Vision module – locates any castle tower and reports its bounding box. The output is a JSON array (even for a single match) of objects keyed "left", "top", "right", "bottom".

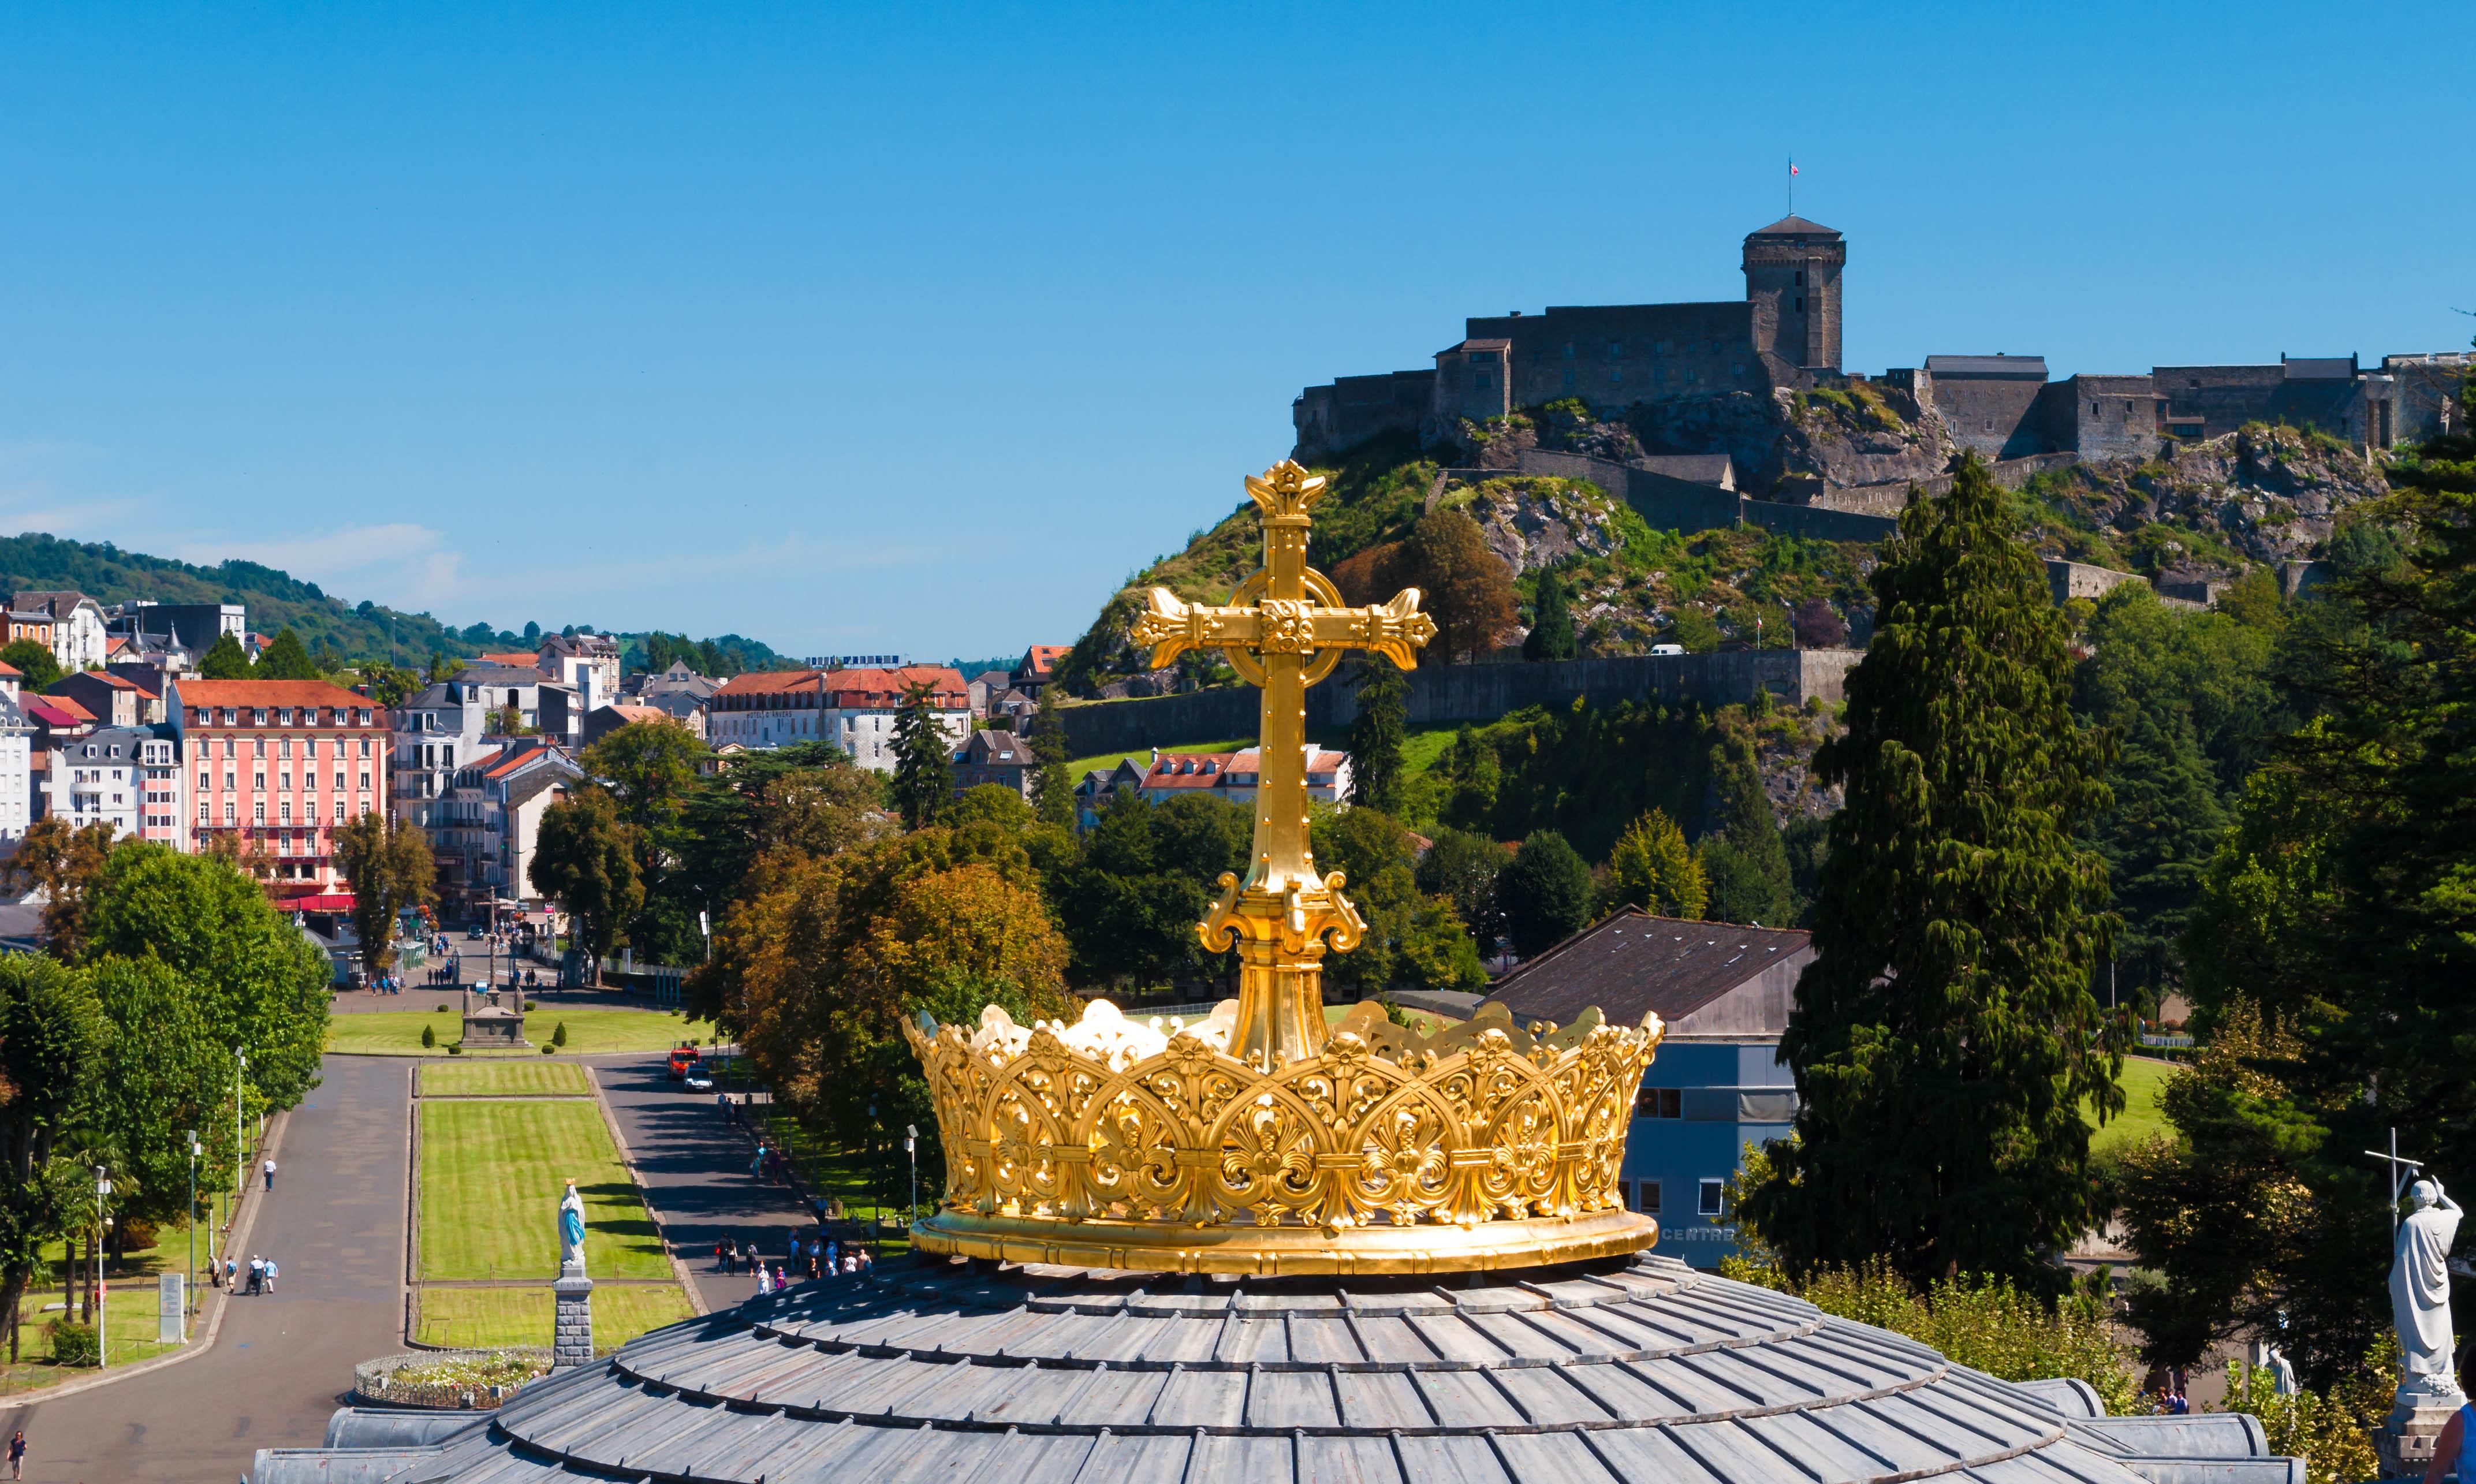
[{"left": 1743, "top": 215, "right": 1845, "bottom": 385}]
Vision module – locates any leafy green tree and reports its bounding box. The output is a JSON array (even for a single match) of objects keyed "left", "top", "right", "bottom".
[
  {"left": 1523, "top": 566, "right": 1578, "bottom": 660},
  {"left": 1025, "top": 687, "right": 1076, "bottom": 829},
  {"left": 1346, "top": 661, "right": 1408, "bottom": 811},
  {"left": 253, "top": 628, "right": 319, "bottom": 680},
  {"left": 1667, "top": 606, "right": 1722, "bottom": 653},
  {"left": 198, "top": 632, "right": 253, "bottom": 679},
  {"left": 1697, "top": 736, "right": 1794, "bottom": 926},
  {"left": 0, "top": 639, "right": 62, "bottom": 692},
  {"left": 0, "top": 954, "right": 110, "bottom": 1360},
  {"left": 1415, "top": 827, "right": 1511, "bottom": 949},
  {"left": 949, "top": 784, "right": 1034, "bottom": 830},
  {"left": 1605, "top": 809, "right": 1706, "bottom": 919},
  {"left": 359, "top": 661, "right": 420, "bottom": 707},
  {"left": 890, "top": 681, "right": 954, "bottom": 830},
  {"left": 81, "top": 843, "right": 332, "bottom": 1113},
  {"left": 532, "top": 788, "right": 643, "bottom": 985},
  {"left": 334, "top": 812, "right": 437, "bottom": 972},
  {"left": 1746, "top": 456, "right": 2121, "bottom": 1292},
  {"left": 1433, "top": 725, "right": 1502, "bottom": 835},
  {"left": 1052, "top": 791, "right": 1249, "bottom": 990},
  {"left": 86, "top": 956, "right": 237, "bottom": 1233},
  {"left": 1, "top": 817, "right": 121, "bottom": 959},
  {"left": 580, "top": 719, "right": 706, "bottom": 833},
  {"left": 1312, "top": 807, "right": 1484, "bottom": 996},
  {"left": 1497, "top": 829, "right": 1593, "bottom": 957}
]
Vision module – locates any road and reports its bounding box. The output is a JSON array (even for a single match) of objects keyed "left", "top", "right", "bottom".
[
  {"left": 591, "top": 1053, "right": 815, "bottom": 1310},
  {"left": 2, "top": 1056, "right": 411, "bottom": 1484}
]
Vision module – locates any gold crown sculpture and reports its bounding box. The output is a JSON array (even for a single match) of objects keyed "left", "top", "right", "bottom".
[{"left": 903, "top": 460, "right": 1664, "bottom": 1274}]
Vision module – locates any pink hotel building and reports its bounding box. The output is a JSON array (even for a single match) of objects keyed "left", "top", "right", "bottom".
[{"left": 173, "top": 678, "right": 390, "bottom": 898}]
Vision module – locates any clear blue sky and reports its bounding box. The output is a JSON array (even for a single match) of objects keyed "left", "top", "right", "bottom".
[{"left": 3, "top": 3, "right": 2467, "bottom": 661}]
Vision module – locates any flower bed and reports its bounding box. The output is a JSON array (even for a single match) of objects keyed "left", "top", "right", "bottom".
[{"left": 351, "top": 1348, "right": 553, "bottom": 1410}]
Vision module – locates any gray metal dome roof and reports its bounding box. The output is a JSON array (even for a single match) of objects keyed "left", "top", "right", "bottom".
[{"left": 253, "top": 1253, "right": 2299, "bottom": 1484}]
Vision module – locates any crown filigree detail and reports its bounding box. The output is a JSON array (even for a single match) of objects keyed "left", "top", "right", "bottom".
[{"left": 903, "top": 998, "right": 1665, "bottom": 1274}]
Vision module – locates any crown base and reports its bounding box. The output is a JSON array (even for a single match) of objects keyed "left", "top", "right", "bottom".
[{"left": 907, "top": 1207, "right": 1660, "bottom": 1277}]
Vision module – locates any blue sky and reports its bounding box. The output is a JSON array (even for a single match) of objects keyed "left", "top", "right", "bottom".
[{"left": 2, "top": 3, "right": 2467, "bottom": 660}]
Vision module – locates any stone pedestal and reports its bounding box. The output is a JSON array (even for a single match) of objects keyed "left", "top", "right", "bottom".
[
  {"left": 2375, "top": 1377, "right": 2463, "bottom": 1479},
  {"left": 552, "top": 1273, "right": 593, "bottom": 1369}
]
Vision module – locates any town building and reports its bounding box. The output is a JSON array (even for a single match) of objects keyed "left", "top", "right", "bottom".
[
  {"left": 1484, "top": 908, "right": 1811, "bottom": 1269},
  {"left": 580, "top": 703, "right": 688, "bottom": 751},
  {"left": 707, "top": 665, "right": 969, "bottom": 771},
  {"left": 619, "top": 660, "right": 715, "bottom": 738},
  {"left": 1073, "top": 758, "right": 1146, "bottom": 830},
  {"left": 538, "top": 631, "right": 622, "bottom": 712},
  {"left": 1138, "top": 745, "right": 1352, "bottom": 808},
  {"left": 3, "top": 609, "right": 54, "bottom": 656},
  {"left": 1012, "top": 644, "right": 1069, "bottom": 693},
  {"left": 171, "top": 678, "right": 389, "bottom": 898},
  {"left": 47, "top": 670, "right": 145, "bottom": 728},
  {"left": 11, "top": 591, "right": 109, "bottom": 673},
  {"left": 964, "top": 668, "right": 1012, "bottom": 718},
  {"left": 952, "top": 729, "right": 1038, "bottom": 800},
  {"left": 102, "top": 665, "right": 172, "bottom": 723},
  {"left": 0, "top": 692, "right": 33, "bottom": 841},
  {"left": 109, "top": 602, "right": 245, "bottom": 661},
  {"left": 447, "top": 664, "right": 581, "bottom": 744},
  {"left": 389, "top": 683, "right": 490, "bottom": 829},
  {"left": 44, "top": 725, "right": 171, "bottom": 842},
  {"left": 433, "top": 740, "right": 581, "bottom": 914}
]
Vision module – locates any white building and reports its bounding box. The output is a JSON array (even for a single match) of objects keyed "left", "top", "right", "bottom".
[
  {"left": 13, "top": 592, "right": 109, "bottom": 673},
  {"left": 707, "top": 665, "right": 969, "bottom": 773},
  {"left": 47, "top": 725, "right": 163, "bottom": 841},
  {"left": 1139, "top": 746, "right": 1354, "bottom": 808},
  {"left": 538, "top": 632, "right": 622, "bottom": 714},
  {"left": 0, "top": 693, "right": 32, "bottom": 840}
]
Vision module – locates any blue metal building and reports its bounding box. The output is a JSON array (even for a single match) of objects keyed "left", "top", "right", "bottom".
[{"left": 1486, "top": 909, "right": 1811, "bottom": 1268}]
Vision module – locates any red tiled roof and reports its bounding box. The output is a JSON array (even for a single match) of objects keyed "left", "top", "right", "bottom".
[
  {"left": 36, "top": 696, "right": 94, "bottom": 724},
  {"left": 822, "top": 665, "right": 967, "bottom": 708},
  {"left": 1143, "top": 752, "right": 1239, "bottom": 789},
  {"left": 177, "top": 679, "right": 385, "bottom": 718},
  {"left": 713, "top": 670, "right": 823, "bottom": 698},
  {"left": 0, "top": 662, "right": 19, "bottom": 678},
  {"left": 478, "top": 651, "right": 542, "bottom": 669},
  {"left": 1019, "top": 646, "right": 1068, "bottom": 677}
]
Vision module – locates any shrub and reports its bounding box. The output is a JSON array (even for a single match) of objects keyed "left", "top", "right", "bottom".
[
  {"left": 2212, "top": 1359, "right": 2383, "bottom": 1484},
  {"left": 446, "top": 1043, "right": 463, "bottom": 1056},
  {"left": 523, "top": 1000, "right": 537, "bottom": 1011},
  {"left": 119, "top": 1217, "right": 159, "bottom": 1252},
  {"left": 552, "top": 1022, "right": 568, "bottom": 1047},
  {"left": 541, "top": 1043, "right": 557, "bottom": 1054},
  {"left": 46, "top": 1319, "right": 98, "bottom": 1367},
  {"left": 435, "top": 1003, "right": 449, "bottom": 1013},
  {"left": 421, "top": 1024, "right": 435, "bottom": 1048}
]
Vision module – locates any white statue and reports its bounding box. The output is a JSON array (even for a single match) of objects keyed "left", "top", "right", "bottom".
[
  {"left": 2391, "top": 1177, "right": 2462, "bottom": 1394},
  {"left": 559, "top": 1180, "right": 588, "bottom": 1277}
]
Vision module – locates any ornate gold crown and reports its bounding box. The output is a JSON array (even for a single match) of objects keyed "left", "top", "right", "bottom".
[{"left": 903, "top": 459, "right": 1666, "bottom": 1274}]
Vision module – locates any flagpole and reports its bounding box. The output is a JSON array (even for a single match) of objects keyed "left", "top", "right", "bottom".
[{"left": 1788, "top": 156, "right": 1792, "bottom": 216}]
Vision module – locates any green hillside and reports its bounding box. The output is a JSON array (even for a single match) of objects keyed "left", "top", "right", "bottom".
[{"left": 0, "top": 531, "right": 790, "bottom": 674}]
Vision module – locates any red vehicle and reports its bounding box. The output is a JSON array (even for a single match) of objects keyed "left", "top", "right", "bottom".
[{"left": 667, "top": 1045, "right": 701, "bottom": 1080}]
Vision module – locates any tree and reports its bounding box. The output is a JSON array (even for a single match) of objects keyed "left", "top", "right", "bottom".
[
  {"left": 0, "top": 955, "right": 109, "bottom": 1362},
  {"left": 1696, "top": 736, "right": 1794, "bottom": 927},
  {"left": 359, "top": 661, "right": 420, "bottom": 708},
  {"left": 1744, "top": 456, "right": 2121, "bottom": 1292},
  {"left": 1790, "top": 598, "right": 1848, "bottom": 649},
  {"left": 890, "top": 682, "right": 954, "bottom": 830},
  {"left": 254, "top": 628, "right": 319, "bottom": 680},
  {"left": 1, "top": 817, "right": 121, "bottom": 958},
  {"left": 198, "top": 632, "right": 252, "bottom": 679},
  {"left": 1402, "top": 508, "right": 1516, "bottom": 662},
  {"left": 1415, "top": 827, "right": 1511, "bottom": 949},
  {"left": 1312, "top": 807, "right": 1483, "bottom": 997},
  {"left": 334, "top": 812, "right": 438, "bottom": 972},
  {"left": 532, "top": 788, "right": 643, "bottom": 985},
  {"left": 1605, "top": 810, "right": 1706, "bottom": 920},
  {"left": 0, "top": 639, "right": 61, "bottom": 693},
  {"left": 1025, "top": 687, "right": 1077, "bottom": 829},
  {"left": 580, "top": 719, "right": 706, "bottom": 833},
  {"left": 87, "top": 956, "right": 237, "bottom": 1236},
  {"left": 1524, "top": 566, "right": 1578, "bottom": 660},
  {"left": 1667, "top": 606, "right": 1722, "bottom": 653},
  {"left": 1346, "top": 661, "right": 1408, "bottom": 811},
  {"left": 81, "top": 843, "right": 334, "bottom": 1113},
  {"left": 1497, "top": 829, "right": 1593, "bottom": 957},
  {"left": 1053, "top": 791, "right": 1250, "bottom": 990}
]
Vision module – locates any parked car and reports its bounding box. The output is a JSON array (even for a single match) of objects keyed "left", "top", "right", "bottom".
[{"left": 683, "top": 1068, "right": 714, "bottom": 1092}]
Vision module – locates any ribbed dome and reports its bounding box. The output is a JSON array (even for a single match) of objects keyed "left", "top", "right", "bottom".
[{"left": 254, "top": 1253, "right": 2300, "bottom": 1483}]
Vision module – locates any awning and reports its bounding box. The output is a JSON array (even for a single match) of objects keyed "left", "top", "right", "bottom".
[{"left": 288, "top": 893, "right": 357, "bottom": 912}]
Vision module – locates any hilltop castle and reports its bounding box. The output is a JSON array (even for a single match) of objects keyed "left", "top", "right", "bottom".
[{"left": 1293, "top": 216, "right": 2466, "bottom": 475}]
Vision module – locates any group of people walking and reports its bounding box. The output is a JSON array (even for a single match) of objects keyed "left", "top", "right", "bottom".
[
  {"left": 210, "top": 1254, "right": 281, "bottom": 1294},
  {"left": 714, "top": 1231, "right": 872, "bottom": 1295}
]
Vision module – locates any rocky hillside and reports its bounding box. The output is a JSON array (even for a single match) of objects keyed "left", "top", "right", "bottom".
[{"left": 1056, "top": 391, "right": 2393, "bottom": 695}]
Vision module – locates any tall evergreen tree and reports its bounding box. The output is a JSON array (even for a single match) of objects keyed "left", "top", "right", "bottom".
[
  {"left": 1347, "top": 661, "right": 1408, "bottom": 811},
  {"left": 1697, "top": 735, "right": 1794, "bottom": 926},
  {"left": 1497, "top": 829, "right": 1593, "bottom": 957},
  {"left": 1745, "top": 456, "right": 2122, "bottom": 1291},
  {"left": 1025, "top": 687, "right": 1076, "bottom": 829},
  {"left": 890, "top": 681, "right": 954, "bottom": 830},
  {"left": 198, "top": 632, "right": 252, "bottom": 679},
  {"left": 254, "top": 628, "right": 319, "bottom": 680},
  {"left": 2087, "top": 705, "right": 2227, "bottom": 1008},
  {"left": 1523, "top": 567, "right": 1578, "bottom": 660}
]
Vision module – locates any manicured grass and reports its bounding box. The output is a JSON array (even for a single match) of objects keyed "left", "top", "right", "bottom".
[
  {"left": 419, "top": 1061, "right": 595, "bottom": 1098},
  {"left": 329, "top": 1007, "right": 715, "bottom": 1057},
  {"left": 419, "top": 1100, "right": 670, "bottom": 1281},
  {"left": 2089, "top": 1056, "right": 2179, "bottom": 1154},
  {"left": 0, "top": 1218, "right": 204, "bottom": 1391},
  {"left": 1065, "top": 737, "right": 1255, "bottom": 784},
  {"left": 412, "top": 1284, "right": 694, "bottom": 1354}
]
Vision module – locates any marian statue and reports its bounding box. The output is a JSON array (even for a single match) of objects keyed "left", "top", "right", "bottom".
[
  {"left": 559, "top": 1180, "right": 588, "bottom": 1277},
  {"left": 2390, "top": 1177, "right": 2463, "bottom": 1393}
]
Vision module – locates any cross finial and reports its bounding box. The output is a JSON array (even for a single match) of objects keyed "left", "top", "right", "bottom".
[{"left": 1127, "top": 460, "right": 1436, "bottom": 1066}]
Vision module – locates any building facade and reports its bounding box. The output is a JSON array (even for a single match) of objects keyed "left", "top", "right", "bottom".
[
  {"left": 952, "top": 729, "right": 1037, "bottom": 799},
  {"left": 44, "top": 725, "right": 169, "bottom": 842},
  {"left": 434, "top": 741, "right": 580, "bottom": 912},
  {"left": 707, "top": 665, "right": 970, "bottom": 771},
  {"left": 12, "top": 592, "right": 109, "bottom": 673},
  {"left": 171, "top": 678, "right": 389, "bottom": 897},
  {"left": 0, "top": 693, "right": 34, "bottom": 841},
  {"left": 1138, "top": 746, "right": 1352, "bottom": 808},
  {"left": 1486, "top": 909, "right": 1810, "bottom": 1269},
  {"left": 390, "top": 683, "right": 488, "bottom": 829},
  {"left": 538, "top": 632, "right": 621, "bottom": 712}
]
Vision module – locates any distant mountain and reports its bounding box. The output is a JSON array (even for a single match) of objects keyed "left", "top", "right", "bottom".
[{"left": 0, "top": 531, "right": 790, "bottom": 676}]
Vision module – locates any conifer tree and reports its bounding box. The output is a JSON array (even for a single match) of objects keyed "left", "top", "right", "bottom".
[
  {"left": 197, "top": 632, "right": 252, "bottom": 679},
  {"left": 890, "top": 681, "right": 954, "bottom": 830},
  {"left": 1605, "top": 809, "right": 1706, "bottom": 920},
  {"left": 1347, "top": 661, "right": 1408, "bottom": 811},
  {"left": 254, "top": 628, "right": 320, "bottom": 680},
  {"left": 1025, "top": 688, "right": 1076, "bottom": 830},
  {"left": 1745, "top": 456, "right": 2121, "bottom": 1291},
  {"left": 1696, "top": 735, "right": 1793, "bottom": 926},
  {"left": 1497, "top": 829, "right": 1592, "bottom": 957},
  {"left": 1523, "top": 567, "right": 1578, "bottom": 661}
]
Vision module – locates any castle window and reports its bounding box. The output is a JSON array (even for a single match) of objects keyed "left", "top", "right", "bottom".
[
  {"left": 1733, "top": 363, "right": 1746, "bottom": 378},
  {"left": 1473, "top": 373, "right": 1490, "bottom": 389},
  {"left": 1795, "top": 297, "right": 1804, "bottom": 312},
  {"left": 1795, "top": 270, "right": 1804, "bottom": 286},
  {"left": 1609, "top": 369, "right": 1623, "bottom": 384},
  {"left": 2092, "top": 401, "right": 2101, "bottom": 416}
]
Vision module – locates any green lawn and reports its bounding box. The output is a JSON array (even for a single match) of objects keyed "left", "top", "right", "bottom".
[
  {"left": 2090, "top": 1056, "right": 2179, "bottom": 1154},
  {"left": 330, "top": 1007, "right": 715, "bottom": 1057},
  {"left": 1065, "top": 737, "right": 1254, "bottom": 784},
  {"left": 412, "top": 1284, "right": 695, "bottom": 1354},
  {"left": 419, "top": 1100, "right": 670, "bottom": 1281},
  {"left": 419, "top": 1061, "right": 595, "bottom": 1098},
  {"left": 0, "top": 1218, "right": 206, "bottom": 1392}
]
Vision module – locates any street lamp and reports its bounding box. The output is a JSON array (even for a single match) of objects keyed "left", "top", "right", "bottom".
[
  {"left": 185, "top": 1129, "right": 199, "bottom": 1331},
  {"left": 233, "top": 1049, "right": 248, "bottom": 1243},
  {"left": 905, "top": 1124, "right": 918, "bottom": 1232},
  {"left": 94, "top": 1167, "right": 111, "bottom": 1370}
]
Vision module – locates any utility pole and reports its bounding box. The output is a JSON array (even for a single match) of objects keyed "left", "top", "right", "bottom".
[
  {"left": 185, "top": 1130, "right": 199, "bottom": 1331},
  {"left": 234, "top": 1049, "right": 248, "bottom": 1243},
  {"left": 94, "top": 1166, "right": 111, "bottom": 1369}
]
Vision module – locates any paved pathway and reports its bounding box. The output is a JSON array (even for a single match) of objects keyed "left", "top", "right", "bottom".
[
  {"left": 1, "top": 1056, "right": 411, "bottom": 1484},
  {"left": 591, "top": 1053, "right": 815, "bottom": 1310}
]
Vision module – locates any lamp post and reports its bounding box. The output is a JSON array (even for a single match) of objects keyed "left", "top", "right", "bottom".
[
  {"left": 185, "top": 1129, "right": 199, "bottom": 1331},
  {"left": 94, "top": 1167, "right": 111, "bottom": 1369},
  {"left": 233, "top": 1048, "right": 248, "bottom": 1244},
  {"left": 905, "top": 1124, "right": 918, "bottom": 1232}
]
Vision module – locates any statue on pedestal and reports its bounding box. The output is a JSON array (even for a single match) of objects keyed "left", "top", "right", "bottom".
[
  {"left": 2377, "top": 1176, "right": 2466, "bottom": 1477},
  {"left": 558, "top": 1180, "right": 587, "bottom": 1277}
]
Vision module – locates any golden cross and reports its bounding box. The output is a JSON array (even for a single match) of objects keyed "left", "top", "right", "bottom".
[{"left": 1130, "top": 460, "right": 1436, "bottom": 1067}]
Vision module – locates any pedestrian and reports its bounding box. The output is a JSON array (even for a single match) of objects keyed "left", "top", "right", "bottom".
[
  {"left": 265, "top": 1257, "right": 278, "bottom": 1294},
  {"left": 248, "top": 1255, "right": 263, "bottom": 1294},
  {"left": 714, "top": 1238, "right": 728, "bottom": 1272},
  {"left": 8, "top": 1427, "right": 25, "bottom": 1480},
  {"left": 826, "top": 1239, "right": 838, "bottom": 1275},
  {"left": 751, "top": 1144, "right": 766, "bottom": 1179},
  {"left": 773, "top": 1263, "right": 787, "bottom": 1291},
  {"left": 263, "top": 1156, "right": 277, "bottom": 1191},
  {"left": 755, "top": 1264, "right": 771, "bottom": 1297},
  {"left": 224, "top": 1256, "right": 237, "bottom": 1289},
  {"left": 859, "top": 1247, "right": 874, "bottom": 1276}
]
